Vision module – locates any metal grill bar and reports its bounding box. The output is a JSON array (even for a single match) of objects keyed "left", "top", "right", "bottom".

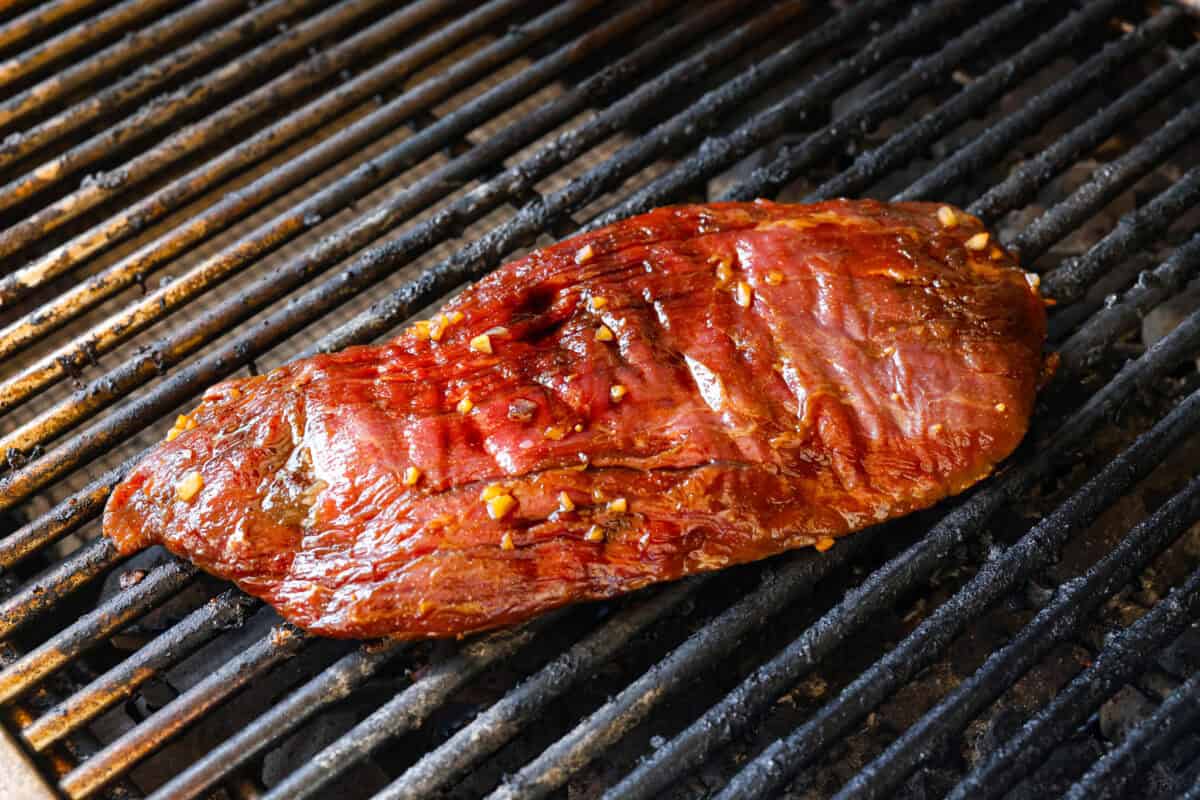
[
  {"left": 894, "top": 7, "right": 1182, "bottom": 203},
  {"left": 946, "top": 563, "right": 1200, "bottom": 800},
  {"left": 1065, "top": 668, "right": 1200, "bottom": 800},
  {"left": 721, "top": 0, "right": 1063, "bottom": 202},
  {"left": 0, "top": 538, "right": 123, "bottom": 640},
  {"left": 0, "top": 0, "right": 516, "bottom": 313},
  {"left": 603, "top": 264, "right": 1200, "bottom": 800},
  {"left": 1011, "top": 102, "right": 1200, "bottom": 262},
  {"left": 376, "top": 581, "right": 699, "bottom": 800},
  {"left": 0, "top": 0, "right": 244, "bottom": 131},
  {"left": 0, "top": 0, "right": 316, "bottom": 175},
  {"left": 971, "top": 40, "right": 1200, "bottom": 222},
  {"left": 487, "top": 537, "right": 876, "bottom": 800},
  {"left": 0, "top": 557, "right": 197, "bottom": 706},
  {"left": 0, "top": 0, "right": 108, "bottom": 56},
  {"left": 1042, "top": 164, "right": 1200, "bottom": 303},
  {"left": 837, "top": 474, "right": 1200, "bottom": 800},
  {"left": 0, "top": 0, "right": 395, "bottom": 252},
  {"left": 0, "top": 0, "right": 633, "bottom": 441},
  {"left": 22, "top": 589, "right": 259, "bottom": 751},
  {"left": 58, "top": 622, "right": 310, "bottom": 800},
  {"left": 591, "top": 0, "right": 969, "bottom": 227},
  {"left": 806, "top": 0, "right": 1150, "bottom": 203},
  {"left": 148, "top": 639, "right": 409, "bottom": 800},
  {"left": 0, "top": 0, "right": 182, "bottom": 91},
  {"left": 0, "top": 0, "right": 826, "bottom": 511},
  {"left": 259, "top": 620, "right": 553, "bottom": 800},
  {"left": 1044, "top": 174, "right": 1200, "bottom": 341},
  {"left": 714, "top": 389, "right": 1200, "bottom": 799},
  {"left": 1059, "top": 232, "right": 1200, "bottom": 371},
  {"left": 0, "top": 456, "right": 127, "bottom": 569}
]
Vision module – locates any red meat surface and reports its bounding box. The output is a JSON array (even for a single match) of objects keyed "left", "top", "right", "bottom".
[{"left": 104, "top": 200, "right": 1047, "bottom": 639}]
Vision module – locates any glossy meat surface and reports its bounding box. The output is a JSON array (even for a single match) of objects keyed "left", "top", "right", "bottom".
[{"left": 104, "top": 200, "right": 1046, "bottom": 639}]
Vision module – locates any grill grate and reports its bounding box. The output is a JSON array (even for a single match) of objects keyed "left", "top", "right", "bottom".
[{"left": 0, "top": 1, "right": 1199, "bottom": 799}]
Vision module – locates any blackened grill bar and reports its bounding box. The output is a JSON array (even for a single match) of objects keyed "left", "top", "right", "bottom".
[
  {"left": 0, "top": 0, "right": 514, "bottom": 312},
  {"left": 0, "top": 0, "right": 110, "bottom": 57},
  {"left": 895, "top": 5, "right": 1184, "bottom": 204},
  {"left": 840, "top": 477, "right": 1200, "bottom": 800},
  {"left": 0, "top": 3, "right": 1197, "bottom": 799},
  {"left": 0, "top": 0, "right": 253, "bottom": 133},
  {"left": 1065, "top": 666, "right": 1200, "bottom": 800},
  {"left": 0, "top": 0, "right": 181, "bottom": 92},
  {"left": 718, "top": 0, "right": 1065, "bottom": 204},
  {"left": 1009, "top": 101, "right": 1200, "bottom": 263},
  {"left": 20, "top": 588, "right": 260, "bottom": 752},
  {"left": 950, "top": 562, "right": 1200, "bottom": 800},
  {"left": 0, "top": 0, "right": 401, "bottom": 240},
  {"left": 807, "top": 0, "right": 1154, "bottom": 204}
]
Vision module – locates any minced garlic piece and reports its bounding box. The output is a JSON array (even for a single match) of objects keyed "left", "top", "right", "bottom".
[
  {"left": 500, "top": 532, "right": 514, "bottom": 551},
  {"left": 937, "top": 206, "right": 958, "bottom": 228},
  {"left": 480, "top": 484, "right": 507, "bottom": 501},
  {"left": 965, "top": 232, "right": 989, "bottom": 251},
  {"left": 589, "top": 296, "right": 608, "bottom": 311},
  {"left": 558, "top": 492, "right": 575, "bottom": 512},
  {"left": 595, "top": 324, "right": 614, "bottom": 342},
  {"left": 815, "top": 537, "right": 835, "bottom": 552},
  {"left": 930, "top": 423, "right": 943, "bottom": 435},
  {"left": 715, "top": 261, "right": 733, "bottom": 283},
  {"left": 607, "top": 497, "right": 627, "bottom": 513},
  {"left": 469, "top": 334, "right": 492, "bottom": 354},
  {"left": 410, "top": 320, "right": 432, "bottom": 340},
  {"left": 544, "top": 426, "right": 566, "bottom": 441},
  {"left": 584, "top": 525, "right": 605, "bottom": 542},
  {"left": 576, "top": 244, "right": 595, "bottom": 264},
  {"left": 457, "top": 396, "right": 474, "bottom": 414},
  {"left": 403, "top": 466, "right": 421, "bottom": 486},
  {"left": 765, "top": 270, "right": 784, "bottom": 285},
  {"left": 486, "top": 494, "right": 516, "bottom": 520},
  {"left": 734, "top": 281, "right": 753, "bottom": 308},
  {"left": 447, "top": 310, "right": 464, "bottom": 324},
  {"left": 995, "top": 403, "right": 1007, "bottom": 412},
  {"left": 165, "top": 414, "right": 195, "bottom": 442},
  {"left": 176, "top": 471, "right": 203, "bottom": 502},
  {"left": 610, "top": 384, "right": 628, "bottom": 403},
  {"left": 429, "top": 314, "right": 449, "bottom": 341}
]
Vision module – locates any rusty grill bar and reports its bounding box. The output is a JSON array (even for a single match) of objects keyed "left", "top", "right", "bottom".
[{"left": 0, "top": 1, "right": 1199, "bottom": 798}]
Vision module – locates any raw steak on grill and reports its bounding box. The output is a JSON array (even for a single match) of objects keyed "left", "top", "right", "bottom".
[{"left": 104, "top": 200, "right": 1047, "bottom": 639}]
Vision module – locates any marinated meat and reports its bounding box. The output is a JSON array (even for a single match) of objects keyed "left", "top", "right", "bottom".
[{"left": 103, "top": 200, "right": 1047, "bottom": 639}]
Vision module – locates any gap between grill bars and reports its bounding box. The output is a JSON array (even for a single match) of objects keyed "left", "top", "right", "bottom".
[{"left": 0, "top": 2, "right": 1199, "bottom": 799}]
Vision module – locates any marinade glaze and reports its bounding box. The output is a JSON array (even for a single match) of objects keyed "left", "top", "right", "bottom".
[{"left": 104, "top": 200, "right": 1047, "bottom": 639}]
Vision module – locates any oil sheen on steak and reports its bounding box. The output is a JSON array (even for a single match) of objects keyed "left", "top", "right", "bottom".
[{"left": 104, "top": 200, "right": 1047, "bottom": 639}]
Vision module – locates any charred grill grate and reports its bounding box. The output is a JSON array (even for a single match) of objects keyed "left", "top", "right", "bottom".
[{"left": 0, "top": 1, "right": 1198, "bottom": 798}]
